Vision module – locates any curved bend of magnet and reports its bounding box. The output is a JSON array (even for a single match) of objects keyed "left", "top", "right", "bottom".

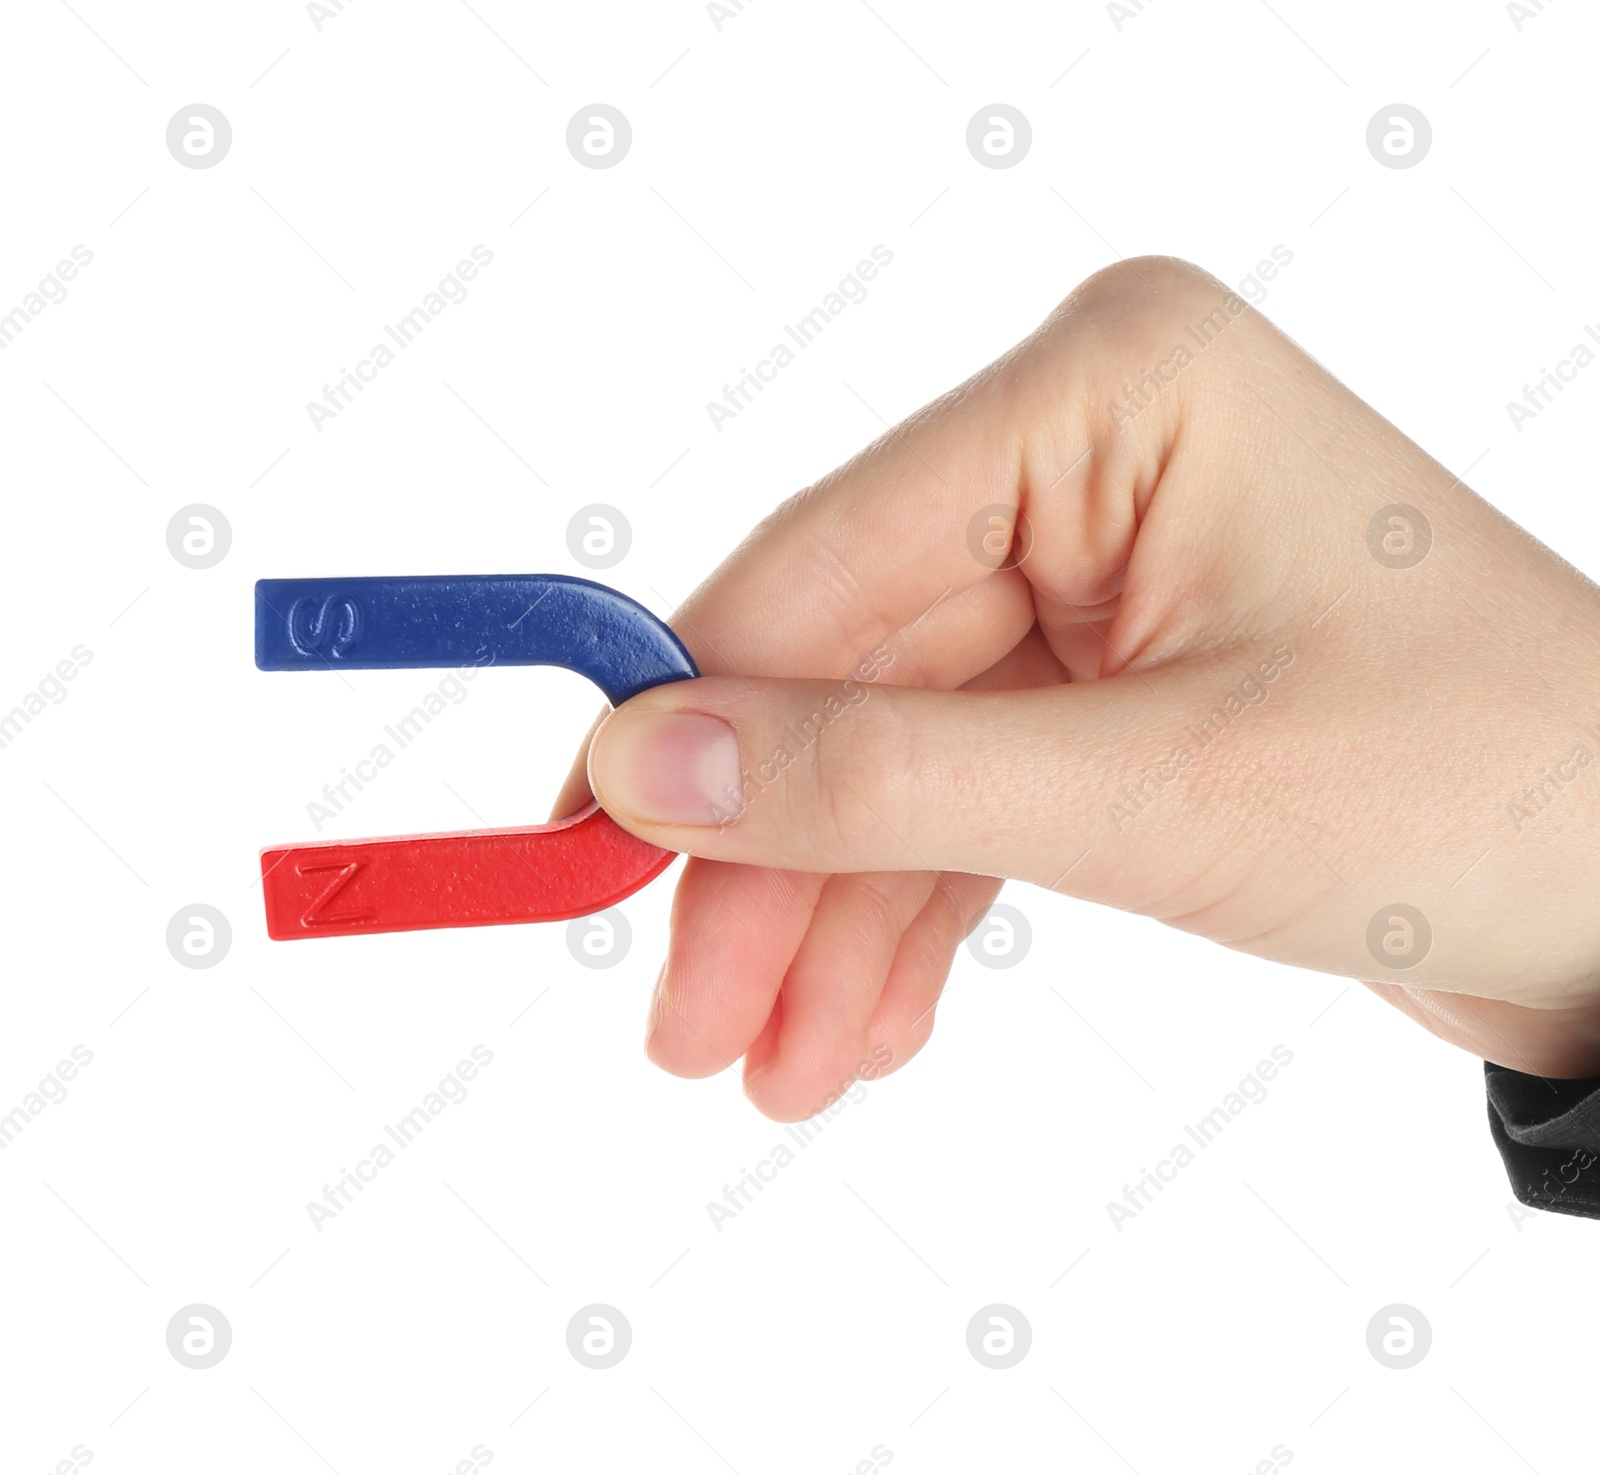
[{"left": 254, "top": 574, "right": 699, "bottom": 941}]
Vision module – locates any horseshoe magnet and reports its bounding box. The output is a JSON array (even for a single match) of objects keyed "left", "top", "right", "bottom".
[{"left": 254, "top": 574, "right": 698, "bottom": 941}]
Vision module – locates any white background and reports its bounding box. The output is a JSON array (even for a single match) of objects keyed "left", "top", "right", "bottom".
[{"left": 3, "top": 0, "right": 1597, "bottom": 1470}]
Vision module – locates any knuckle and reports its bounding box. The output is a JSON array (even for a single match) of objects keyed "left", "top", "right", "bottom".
[
  {"left": 1032, "top": 255, "right": 1264, "bottom": 449},
  {"left": 1054, "top": 255, "right": 1248, "bottom": 381},
  {"left": 1065, "top": 255, "right": 1223, "bottom": 324},
  {"left": 847, "top": 870, "right": 915, "bottom": 942}
]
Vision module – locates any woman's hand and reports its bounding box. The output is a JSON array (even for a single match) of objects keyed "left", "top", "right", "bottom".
[{"left": 566, "top": 256, "right": 1600, "bottom": 1118}]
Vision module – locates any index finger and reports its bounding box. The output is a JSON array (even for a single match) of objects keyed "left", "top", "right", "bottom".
[
  {"left": 550, "top": 366, "right": 1027, "bottom": 818},
  {"left": 672, "top": 368, "right": 1026, "bottom": 683}
]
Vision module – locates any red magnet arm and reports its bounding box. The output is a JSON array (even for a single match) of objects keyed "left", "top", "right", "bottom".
[{"left": 260, "top": 801, "right": 673, "bottom": 941}]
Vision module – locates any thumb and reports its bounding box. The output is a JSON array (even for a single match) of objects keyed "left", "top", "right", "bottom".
[{"left": 586, "top": 673, "right": 1172, "bottom": 889}]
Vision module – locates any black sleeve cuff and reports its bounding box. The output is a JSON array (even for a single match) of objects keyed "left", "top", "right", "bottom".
[{"left": 1485, "top": 1061, "right": 1600, "bottom": 1219}]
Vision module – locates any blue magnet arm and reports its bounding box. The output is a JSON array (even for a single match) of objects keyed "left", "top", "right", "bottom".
[{"left": 254, "top": 574, "right": 698, "bottom": 706}]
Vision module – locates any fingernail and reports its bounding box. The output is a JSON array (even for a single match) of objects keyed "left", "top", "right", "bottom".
[{"left": 593, "top": 711, "right": 742, "bottom": 827}]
